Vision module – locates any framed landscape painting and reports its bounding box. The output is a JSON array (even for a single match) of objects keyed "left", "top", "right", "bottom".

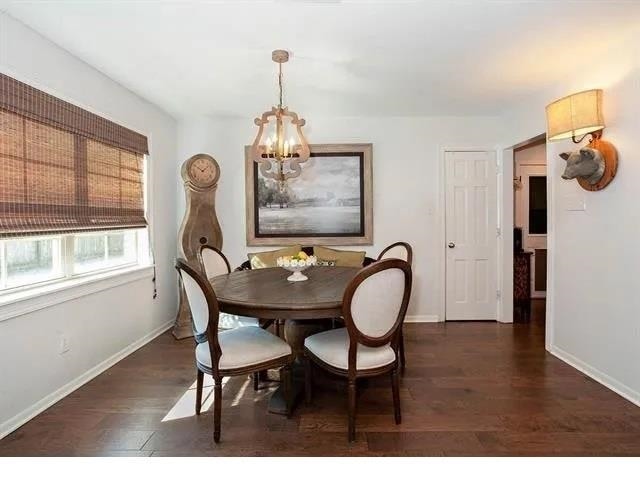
[{"left": 245, "top": 143, "right": 373, "bottom": 246}]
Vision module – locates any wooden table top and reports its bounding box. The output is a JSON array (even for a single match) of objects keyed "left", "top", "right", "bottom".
[{"left": 209, "top": 266, "right": 360, "bottom": 320}]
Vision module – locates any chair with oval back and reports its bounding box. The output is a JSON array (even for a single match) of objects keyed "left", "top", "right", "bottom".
[
  {"left": 377, "top": 242, "right": 413, "bottom": 372},
  {"left": 200, "top": 245, "right": 262, "bottom": 330},
  {"left": 175, "top": 258, "right": 294, "bottom": 443},
  {"left": 201, "top": 245, "right": 277, "bottom": 391},
  {"left": 303, "top": 259, "right": 412, "bottom": 442}
]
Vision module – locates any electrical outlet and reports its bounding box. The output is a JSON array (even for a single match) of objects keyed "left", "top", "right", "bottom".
[{"left": 58, "top": 335, "right": 70, "bottom": 355}]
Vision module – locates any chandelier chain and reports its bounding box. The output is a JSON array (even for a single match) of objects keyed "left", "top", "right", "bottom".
[{"left": 278, "top": 62, "right": 284, "bottom": 108}]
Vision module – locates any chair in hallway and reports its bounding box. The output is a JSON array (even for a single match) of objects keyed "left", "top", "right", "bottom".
[
  {"left": 377, "top": 242, "right": 413, "bottom": 372},
  {"left": 175, "top": 258, "right": 294, "bottom": 443},
  {"left": 303, "top": 258, "right": 412, "bottom": 442}
]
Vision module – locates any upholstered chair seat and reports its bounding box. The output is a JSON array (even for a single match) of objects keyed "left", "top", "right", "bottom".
[
  {"left": 196, "top": 326, "right": 292, "bottom": 370},
  {"left": 304, "top": 258, "right": 412, "bottom": 442},
  {"left": 176, "top": 254, "right": 294, "bottom": 443},
  {"left": 304, "top": 328, "right": 395, "bottom": 371}
]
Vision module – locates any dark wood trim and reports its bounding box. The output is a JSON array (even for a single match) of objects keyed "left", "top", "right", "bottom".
[
  {"left": 377, "top": 241, "right": 413, "bottom": 266},
  {"left": 198, "top": 245, "right": 232, "bottom": 275},
  {"left": 376, "top": 242, "right": 413, "bottom": 372}
]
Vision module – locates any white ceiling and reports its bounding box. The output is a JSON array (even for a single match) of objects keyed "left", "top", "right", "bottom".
[{"left": 3, "top": 0, "right": 640, "bottom": 118}]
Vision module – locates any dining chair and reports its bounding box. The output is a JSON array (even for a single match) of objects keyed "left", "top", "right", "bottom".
[
  {"left": 200, "top": 245, "right": 261, "bottom": 330},
  {"left": 377, "top": 242, "right": 413, "bottom": 373},
  {"left": 303, "top": 258, "right": 412, "bottom": 442},
  {"left": 200, "top": 245, "right": 273, "bottom": 390},
  {"left": 175, "top": 258, "right": 294, "bottom": 443}
]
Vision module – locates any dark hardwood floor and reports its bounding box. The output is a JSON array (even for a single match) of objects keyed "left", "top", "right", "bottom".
[{"left": 1, "top": 301, "right": 639, "bottom": 456}]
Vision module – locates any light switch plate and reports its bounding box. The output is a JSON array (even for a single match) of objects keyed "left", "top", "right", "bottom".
[{"left": 564, "top": 193, "right": 586, "bottom": 211}]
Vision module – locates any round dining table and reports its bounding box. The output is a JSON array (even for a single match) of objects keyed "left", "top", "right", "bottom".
[{"left": 209, "top": 265, "right": 360, "bottom": 414}]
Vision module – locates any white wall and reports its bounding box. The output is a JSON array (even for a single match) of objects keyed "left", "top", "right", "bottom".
[
  {"left": 500, "top": 29, "right": 640, "bottom": 405},
  {"left": 0, "top": 13, "right": 178, "bottom": 436},
  {"left": 177, "top": 115, "right": 502, "bottom": 319}
]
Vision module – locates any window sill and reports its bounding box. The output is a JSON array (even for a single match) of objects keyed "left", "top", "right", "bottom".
[{"left": 0, "top": 265, "right": 155, "bottom": 323}]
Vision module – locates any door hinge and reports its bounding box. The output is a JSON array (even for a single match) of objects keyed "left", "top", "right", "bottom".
[
  {"left": 496, "top": 227, "right": 501, "bottom": 237},
  {"left": 496, "top": 289, "right": 501, "bottom": 300}
]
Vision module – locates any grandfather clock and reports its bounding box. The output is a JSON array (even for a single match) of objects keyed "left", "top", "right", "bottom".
[{"left": 173, "top": 153, "right": 223, "bottom": 339}]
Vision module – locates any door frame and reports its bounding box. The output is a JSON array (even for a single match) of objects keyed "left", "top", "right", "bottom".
[
  {"left": 499, "top": 133, "right": 554, "bottom": 350},
  {"left": 518, "top": 166, "right": 547, "bottom": 299},
  {"left": 439, "top": 145, "right": 501, "bottom": 323}
]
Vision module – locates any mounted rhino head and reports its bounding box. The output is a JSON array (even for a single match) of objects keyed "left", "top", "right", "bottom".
[{"left": 559, "top": 147, "right": 605, "bottom": 185}]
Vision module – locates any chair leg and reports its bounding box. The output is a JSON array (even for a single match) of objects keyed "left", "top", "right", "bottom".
[
  {"left": 281, "top": 364, "right": 293, "bottom": 418},
  {"left": 391, "top": 368, "right": 401, "bottom": 425},
  {"left": 195, "top": 369, "right": 204, "bottom": 415},
  {"left": 253, "top": 372, "right": 260, "bottom": 391},
  {"left": 304, "top": 355, "right": 313, "bottom": 405},
  {"left": 347, "top": 378, "right": 357, "bottom": 442},
  {"left": 213, "top": 376, "right": 222, "bottom": 443},
  {"left": 399, "top": 329, "right": 406, "bottom": 374}
]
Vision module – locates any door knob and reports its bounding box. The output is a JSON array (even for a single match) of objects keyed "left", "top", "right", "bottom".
[{"left": 448, "top": 242, "right": 455, "bottom": 248}]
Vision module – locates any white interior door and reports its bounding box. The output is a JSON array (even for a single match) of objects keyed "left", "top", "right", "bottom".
[{"left": 445, "top": 150, "right": 497, "bottom": 320}]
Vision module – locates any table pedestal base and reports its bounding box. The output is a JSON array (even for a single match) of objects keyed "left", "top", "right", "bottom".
[{"left": 267, "top": 318, "right": 333, "bottom": 415}]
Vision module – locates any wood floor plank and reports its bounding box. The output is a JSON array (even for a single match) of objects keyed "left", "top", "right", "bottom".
[{"left": 1, "top": 303, "right": 639, "bottom": 456}]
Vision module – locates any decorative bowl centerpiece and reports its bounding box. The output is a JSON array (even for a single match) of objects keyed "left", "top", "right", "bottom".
[{"left": 277, "top": 252, "right": 317, "bottom": 282}]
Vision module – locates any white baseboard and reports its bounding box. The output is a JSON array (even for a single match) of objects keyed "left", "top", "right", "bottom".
[
  {"left": 0, "top": 319, "right": 174, "bottom": 440},
  {"left": 405, "top": 314, "right": 441, "bottom": 323},
  {"left": 550, "top": 344, "right": 640, "bottom": 408}
]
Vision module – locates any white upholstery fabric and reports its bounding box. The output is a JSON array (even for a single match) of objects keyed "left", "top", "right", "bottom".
[
  {"left": 219, "top": 313, "right": 260, "bottom": 330},
  {"left": 196, "top": 326, "right": 291, "bottom": 370},
  {"left": 379, "top": 245, "right": 409, "bottom": 262},
  {"left": 201, "top": 248, "right": 230, "bottom": 278},
  {"left": 180, "top": 269, "right": 209, "bottom": 335},
  {"left": 351, "top": 268, "right": 405, "bottom": 338},
  {"left": 304, "top": 328, "right": 395, "bottom": 371}
]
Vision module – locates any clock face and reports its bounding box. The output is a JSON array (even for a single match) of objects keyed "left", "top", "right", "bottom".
[{"left": 188, "top": 156, "right": 218, "bottom": 187}]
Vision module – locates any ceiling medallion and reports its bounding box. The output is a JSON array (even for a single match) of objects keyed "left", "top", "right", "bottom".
[{"left": 249, "top": 49, "right": 310, "bottom": 191}]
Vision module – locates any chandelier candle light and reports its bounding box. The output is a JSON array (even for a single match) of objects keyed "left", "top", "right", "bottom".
[{"left": 250, "top": 49, "right": 310, "bottom": 191}]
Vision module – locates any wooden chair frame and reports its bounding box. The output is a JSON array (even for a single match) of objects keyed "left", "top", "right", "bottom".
[
  {"left": 175, "top": 258, "right": 294, "bottom": 443},
  {"left": 199, "top": 244, "right": 232, "bottom": 276},
  {"left": 304, "top": 258, "right": 413, "bottom": 442},
  {"left": 198, "top": 245, "right": 277, "bottom": 391},
  {"left": 376, "top": 242, "right": 413, "bottom": 372}
]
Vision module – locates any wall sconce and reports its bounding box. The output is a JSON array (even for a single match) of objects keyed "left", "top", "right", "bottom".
[{"left": 546, "top": 89, "right": 618, "bottom": 191}]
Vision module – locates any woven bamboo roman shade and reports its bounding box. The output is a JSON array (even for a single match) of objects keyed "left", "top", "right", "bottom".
[{"left": 0, "top": 73, "right": 149, "bottom": 237}]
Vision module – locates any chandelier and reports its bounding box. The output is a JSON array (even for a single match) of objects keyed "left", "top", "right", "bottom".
[{"left": 249, "top": 49, "right": 310, "bottom": 191}]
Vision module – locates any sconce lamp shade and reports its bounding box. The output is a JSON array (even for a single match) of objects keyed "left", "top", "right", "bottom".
[{"left": 545, "top": 89, "right": 604, "bottom": 141}]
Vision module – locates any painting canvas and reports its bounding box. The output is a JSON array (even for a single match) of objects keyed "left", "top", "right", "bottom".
[{"left": 245, "top": 143, "right": 373, "bottom": 246}]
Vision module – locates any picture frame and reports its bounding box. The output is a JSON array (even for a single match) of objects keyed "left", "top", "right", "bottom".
[{"left": 245, "top": 143, "right": 373, "bottom": 246}]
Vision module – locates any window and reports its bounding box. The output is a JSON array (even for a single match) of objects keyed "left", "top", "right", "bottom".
[
  {"left": 73, "top": 230, "right": 138, "bottom": 274},
  {"left": 528, "top": 176, "right": 547, "bottom": 234},
  {"left": 0, "top": 73, "right": 151, "bottom": 294},
  {"left": 1, "top": 236, "right": 63, "bottom": 289},
  {"left": 0, "top": 229, "right": 148, "bottom": 292}
]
